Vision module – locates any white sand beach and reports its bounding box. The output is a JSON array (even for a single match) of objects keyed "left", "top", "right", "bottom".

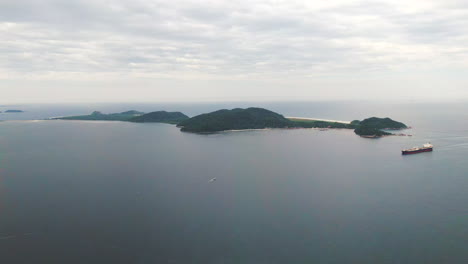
[{"left": 287, "top": 117, "right": 351, "bottom": 124}]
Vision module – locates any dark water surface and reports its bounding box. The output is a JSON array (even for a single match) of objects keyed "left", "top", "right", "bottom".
[{"left": 0, "top": 102, "right": 467, "bottom": 263}]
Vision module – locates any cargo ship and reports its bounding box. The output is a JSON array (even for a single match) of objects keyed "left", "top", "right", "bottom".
[{"left": 402, "top": 143, "right": 433, "bottom": 155}]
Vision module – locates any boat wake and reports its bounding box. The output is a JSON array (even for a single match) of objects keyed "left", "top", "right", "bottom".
[
  {"left": 0, "top": 233, "right": 33, "bottom": 240},
  {"left": 437, "top": 143, "right": 468, "bottom": 150},
  {"left": 0, "top": 235, "right": 17, "bottom": 240}
]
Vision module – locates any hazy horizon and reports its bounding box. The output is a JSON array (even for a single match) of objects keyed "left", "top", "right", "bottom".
[
  {"left": 2, "top": 0, "right": 468, "bottom": 103},
  {"left": 3, "top": 97, "right": 468, "bottom": 107}
]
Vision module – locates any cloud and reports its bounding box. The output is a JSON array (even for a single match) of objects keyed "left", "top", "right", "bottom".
[{"left": 1, "top": 0, "right": 468, "bottom": 102}]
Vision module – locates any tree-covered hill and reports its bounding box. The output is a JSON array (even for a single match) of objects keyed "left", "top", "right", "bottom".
[
  {"left": 177, "top": 107, "right": 292, "bottom": 132},
  {"left": 358, "top": 117, "right": 407, "bottom": 130},
  {"left": 353, "top": 117, "right": 407, "bottom": 137},
  {"left": 129, "top": 111, "right": 189, "bottom": 124}
]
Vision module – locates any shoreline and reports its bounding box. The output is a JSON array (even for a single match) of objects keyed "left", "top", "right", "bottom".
[
  {"left": 287, "top": 117, "right": 351, "bottom": 124},
  {"left": 187, "top": 126, "right": 354, "bottom": 134}
]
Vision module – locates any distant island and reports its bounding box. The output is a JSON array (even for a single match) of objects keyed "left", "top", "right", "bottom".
[
  {"left": 54, "top": 110, "right": 144, "bottom": 121},
  {"left": 4, "top": 110, "right": 24, "bottom": 113},
  {"left": 54, "top": 107, "right": 408, "bottom": 138},
  {"left": 54, "top": 110, "right": 189, "bottom": 124},
  {"left": 129, "top": 111, "right": 189, "bottom": 124},
  {"left": 177, "top": 107, "right": 407, "bottom": 137}
]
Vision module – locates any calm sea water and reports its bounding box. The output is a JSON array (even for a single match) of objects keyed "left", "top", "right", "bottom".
[{"left": 0, "top": 102, "right": 467, "bottom": 263}]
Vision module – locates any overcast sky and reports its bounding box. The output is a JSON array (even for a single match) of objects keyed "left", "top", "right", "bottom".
[{"left": 1, "top": 0, "right": 468, "bottom": 103}]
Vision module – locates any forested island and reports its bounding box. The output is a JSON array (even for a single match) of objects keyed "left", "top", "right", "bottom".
[
  {"left": 177, "top": 107, "right": 407, "bottom": 137},
  {"left": 352, "top": 117, "right": 407, "bottom": 137},
  {"left": 129, "top": 111, "right": 188, "bottom": 124},
  {"left": 53, "top": 110, "right": 188, "bottom": 124},
  {"left": 54, "top": 110, "right": 144, "bottom": 121},
  {"left": 4, "top": 110, "right": 24, "bottom": 113},
  {"left": 54, "top": 107, "right": 407, "bottom": 137}
]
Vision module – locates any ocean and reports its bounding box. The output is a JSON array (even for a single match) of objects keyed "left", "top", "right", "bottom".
[{"left": 0, "top": 101, "right": 467, "bottom": 263}]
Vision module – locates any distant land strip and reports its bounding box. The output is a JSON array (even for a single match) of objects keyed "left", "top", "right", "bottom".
[
  {"left": 51, "top": 107, "right": 408, "bottom": 137},
  {"left": 287, "top": 117, "right": 351, "bottom": 124}
]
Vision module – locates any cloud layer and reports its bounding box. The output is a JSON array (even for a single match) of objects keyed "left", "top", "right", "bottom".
[{"left": 1, "top": 0, "right": 468, "bottom": 102}]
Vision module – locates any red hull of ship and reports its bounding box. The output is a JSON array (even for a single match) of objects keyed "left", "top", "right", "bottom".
[{"left": 402, "top": 148, "right": 433, "bottom": 155}]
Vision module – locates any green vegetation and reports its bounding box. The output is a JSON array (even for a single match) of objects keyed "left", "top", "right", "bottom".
[
  {"left": 177, "top": 107, "right": 407, "bottom": 137},
  {"left": 55, "top": 110, "right": 190, "bottom": 124},
  {"left": 350, "top": 120, "right": 361, "bottom": 126},
  {"left": 353, "top": 117, "right": 407, "bottom": 137},
  {"left": 354, "top": 126, "right": 392, "bottom": 137},
  {"left": 54, "top": 110, "right": 144, "bottom": 121},
  {"left": 177, "top": 107, "right": 292, "bottom": 132},
  {"left": 53, "top": 107, "right": 407, "bottom": 138},
  {"left": 129, "top": 111, "right": 189, "bottom": 124},
  {"left": 357, "top": 117, "right": 407, "bottom": 130},
  {"left": 5, "top": 110, "right": 24, "bottom": 113}
]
